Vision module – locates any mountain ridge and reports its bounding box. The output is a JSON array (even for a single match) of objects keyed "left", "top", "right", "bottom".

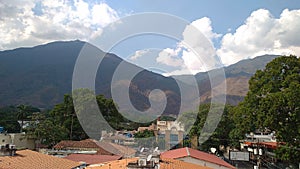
[{"left": 0, "top": 40, "right": 280, "bottom": 114}]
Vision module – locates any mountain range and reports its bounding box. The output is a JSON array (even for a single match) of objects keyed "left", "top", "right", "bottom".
[{"left": 0, "top": 40, "right": 279, "bottom": 115}]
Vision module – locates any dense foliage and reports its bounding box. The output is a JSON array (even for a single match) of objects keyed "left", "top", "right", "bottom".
[
  {"left": 0, "top": 105, "right": 39, "bottom": 133},
  {"left": 178, "top": 104, "right": 235, "bottom": 154},
  {"left": 26, "top": 92, "right": 134, "bottom": 147},
  {"left": 231, "top": 56, "right": 300, "bottom": 164}
]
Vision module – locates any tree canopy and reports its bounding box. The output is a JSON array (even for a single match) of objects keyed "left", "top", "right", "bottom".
[
  {"left": 231, "top": 55, "right": 300, "bottom": 163},
  {"left": 178, "top": 104, "right": 235, "bottom": 153}
]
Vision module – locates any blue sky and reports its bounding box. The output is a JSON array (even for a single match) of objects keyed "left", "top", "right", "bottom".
[
  {"left": 1, "top": 0, "right": 300, "bottom": 75},
  {"left": 104, "top": 0, "right": 300, "bottom": 33}
]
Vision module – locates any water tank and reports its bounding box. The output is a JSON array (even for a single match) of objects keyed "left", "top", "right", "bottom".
[
  {"left": 254, "top": 148, "right": 258, "bottom": 155},
  {"left": 259, "top": 148, "right": 263, "bottom": 155}
]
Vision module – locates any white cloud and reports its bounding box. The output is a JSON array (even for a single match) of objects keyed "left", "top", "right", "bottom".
[
  {"left": 162, "top": 68, "right": 191, "bottom": 77},
  {"left": 130, "top": 49, "right": 150, "bottom": 60},
  {"left": 189, "top": 17, "right": 221, "bottom": 41},
  {"left": 217, "top": 9, "right": 300, "bottom": 65},
  {"left": 91, "top": 3, "right": 119, "bottom": 27},
  {"left": 156, "top": 47, "right": 183, "bottom": 67},
  {"left": 161, "top": 9, "right": 300, "bottom": 75},
  {"left": 157, "top": 17, "right": 220, "bottom": 76},
  {"left": 0, "top": 0, "right": 120, "bottom": 50}
]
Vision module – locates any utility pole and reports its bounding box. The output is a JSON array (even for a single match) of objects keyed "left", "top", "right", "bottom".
[{"left": 69, "top": 114, "right": 74, "bottom": 140}]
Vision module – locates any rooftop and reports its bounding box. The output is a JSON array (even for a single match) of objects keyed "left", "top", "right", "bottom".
[
  {"left": 53, "top": 139, "right": 136, "bottom": 157},
  {"left": 85, "top": 157, "right": 212, "bottom": 169},
  {"left": 53, "top": 139, "right": 101, "bottom": 150},
  {"left": 160, "top": 158, "right": 212, "bottom": 169},
  {"left": 160, "top": 147, "right": 235, "bottom": 169},
  {"left": 64, "top": 154, "right": 121, "bottom": 165},
  {"left": 86, "top": 158, "right": 138, "bottom": 169},
  {"left": 95, "top": 141, "right": 136, "bottom": 157},
  {"left": 0, "top": 150, "right": 81, "bottom": 169}
]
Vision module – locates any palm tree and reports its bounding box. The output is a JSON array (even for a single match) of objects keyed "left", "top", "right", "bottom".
[{"left": 17, "top": 104, "right": 28, "bottom": 132}]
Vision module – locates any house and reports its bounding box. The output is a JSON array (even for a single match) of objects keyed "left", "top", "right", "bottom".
[
  {"left": 155, "top": 120, "right": 185, "bottom": 150},
  {"left": 95, "top": 141, "right": 136, "bottom": 158},
  {"left": 0, "top": 132, "right": 35, "bottom": 150},
  {"left": 54, "top": 139, "right": 104, "bottom": 152},
  {"left": 137, "top": 123, "right": 156, "bottom": 132},
  {"left": 136, "top": 120, "right": 185, "bottom": 150},
  {"left": 53, "top": 139, "right": 136, "bottom": 158},
  {"left": 0, "top": 149, "right": 82, "bottom": 169},
  {"left": 160, "top": 147, "right": 235, "bottom": 169},
  {"left": 64, "top": 154, "right": 122, "bottom": 166}
]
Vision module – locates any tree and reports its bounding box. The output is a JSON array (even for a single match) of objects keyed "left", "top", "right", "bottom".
[
  {"left": 232, "top": 56, "right": 300, "bottom": 164},
  {"left": 0, "top": 106, "right": 21, "bottom": 133},
  {"left": 178, "top": 104, "right": 235, "bottom": 153},
  {"left": 134, "top": 129, "right": 155, "bottom": 138},
  {"left": 26, "top": 112, "right": 68, "bottom": 147},
  {"left": 27, "top": 89, "right": 133, "bottom": 146},
  {"left": 17, "top": 104, "right": 29, "bottom": 132},
  {"left": 96, "top": 94, "right": 125, "bottom": 130},
  {"left": 27, "top": 94, "right": 89, "bottom": 146},
  {"left": 50, "top": 94, "right": 88, "bottom": 141}
]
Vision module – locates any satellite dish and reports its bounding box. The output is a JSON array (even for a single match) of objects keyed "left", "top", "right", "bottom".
[
  {"left": 140, "top": 147, "right": 145, "bottom": 152},
  {"left": 147, "top": 154, "right": 153, "bottom": 161}
]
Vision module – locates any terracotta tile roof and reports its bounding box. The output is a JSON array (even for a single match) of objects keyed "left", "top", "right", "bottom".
[
  {"left": 160, "top": 158, "right": 212, "bottom": 169},
  {"left": 85, "top": 158, "right": 138, "bottom": 169},
  {"left": 96, "top": 141, "right": 136, "bottom": 157},
  {"left": 0, "top": 150, "right": 81, "bottom": 169},
  {"left": 86, "top": 157, "right": 212, "bottom": 169},
  {"left": 53, "top": 139, "right": 101, "bottom": 150},
  {"left": 53, "top": 139, "right": 136, "bottom": 157},
  {"left": 64, "top": 154, "right": 121, "bottom": 165},
  {"left": 160, "top": 147, "right": 235, "bottom": 169}
]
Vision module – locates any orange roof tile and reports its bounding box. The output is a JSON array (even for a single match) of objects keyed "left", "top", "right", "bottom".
[
  {"left": 85, "top": 158, "right": 138, "bottom": 169},
  {"left": 161, "top": 147, "right": 235, "bottom": 169},
  {"left": 53, "top": 139, "right": 101, "bottom": 150},
  {"left": 64, "top": 154, "right": 121, "bottom": 165},
  {"left": 0, "top": 150, "right": 81, "bottom": 169},
  {"left": 160, "top": 158, "right": 212, "bottom": 169},
  {"left": 86, "top": 157, "right": 212, "bottom": 169}
]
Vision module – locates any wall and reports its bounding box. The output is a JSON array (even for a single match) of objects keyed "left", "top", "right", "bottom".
[
  {"left": 0, "top": 134, "right": 12, "bottom": 145},
  {"left": 0, "top": 133, "right": 35, "bottom": 150}
]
